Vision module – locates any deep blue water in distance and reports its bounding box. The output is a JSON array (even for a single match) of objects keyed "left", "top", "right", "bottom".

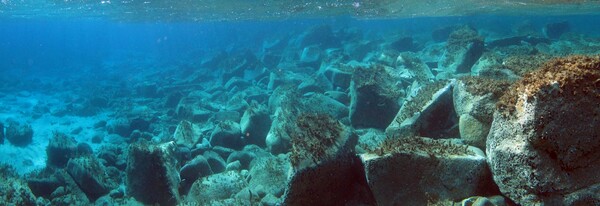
[{"left": 2, "top": 15, "right": 600, "bottom": 80}]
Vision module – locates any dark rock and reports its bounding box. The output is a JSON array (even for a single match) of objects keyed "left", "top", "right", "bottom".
[
  {"left": 66, "top": 157, "right": 118, "bottom": 201},
  {"left": 487, "top": 35, "right": 551, "bottom": 48},
  {"left": 240, "top": 104, "right": 271, "bottom": 147},
  {"left": 77, "top": 143, "right": 93, "bottom": 155},
  {"left": 389, "top": 36, "right": 418, "bottom": 52},
  {"left": 27, "top": 176, "right": 62, "bottom": 198},
  {"left": 126, "top": 141, "right": 180, "bottom": 206},
  {"left": 203, "top": 151, "right": 227, "bottom": 174},
  {"left": 432, "top": 25, "right": 460, "bottom": 42},
  {"left": 227, "top": 151, "right": 256, "bottom": 170},
  {"left": 5, "top": 120, "right": 34, "bottom": 147},
  {"left": 129, "top": 117, "right": 150, "bottom": 133},
  {"left": 136, "top": 83, "right": 159, "bottom": 98},
  {"left": 88, "top": 97, "right": 109, "bottom": 108},
  {"left": 386, "top": 81, "right": 459, "bottom": 139},
  {"left": 544, "top": 21, "right": 570, "bottom": 39},
  {"left": 47, "top": 132, "right": 79, "bottom": 168},
  {"left": 97, "top": 144, "right": 127, "bottom": 171},
  {"left": 220, "top": 50, "right": 259, "bottom": 81},
  {"left": 106, "top": 117, "right": 130, "bottom": 137},
  {"left": 165, "top": 92, "right": 183, "bottom": 108},
  {"left": 321, "top": 65, "right": 353, "bottom": 91},
  {"left": 438, "top": 26, "right": 484, "bottom": 75},
  {"left": 93, "top": 120, "right": 107, "bottom": 128},
  {"left": 361, "top": 137, "right": 497, "bottom": 205},
  {"left": 176, "top": 97, "right": 212, "bottom": 123},
  {"left": 298, "top": 46, "right": 322, "bottom": 69},
  {"left": 0, "top": 122, "right": 4, "bottom": 144},
  {"left": 179, "top": 155, "right": 213, "bottom": 194},
  {"left": 349, "top": 65, "right": 402, "bottom": 129},
  {"left": 91, "top": 134, "right": 103, "bottom": 144},
  {"left": 295, "top": 25, "right": 340, "bottom": 49},
  {"left": 209, "top": 120, "right": 243, "bottom": 150},
  {"left": 282, "top": 114, "right": 375, "bottom": 205}
]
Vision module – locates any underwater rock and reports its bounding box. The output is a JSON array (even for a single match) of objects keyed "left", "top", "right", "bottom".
[
  {"left": 176, "top": 97, "right": 212, "bottom": 123},
  {"left": 106, "top": 117, "right": 131, "bottom": 137},
  {"left": 355, "top": 129, "right": 387, "bottom": 153},
  {"left": 349, "top": 65, "right": 402, "bottom": 129},
  {"left": 213, "top": 110, "right": 241, "bottom": 123},
  {"left": 453, "top": 77, "right": 511, "bottom": 148},
  {"left": 203, "top": 150, "right": 227, "bottom": 174},
  {"left": 247, "top": 155, "right": 290, "bottom": 198},
  {"left": 544, "top": 21, "right": 570, "bottom": 39},
  {"left": 135, "top": 83, "right": 159, "bottom": 98},
  {"left": 46, "top": 132, "right": 79, "bottom": 168},
  {"left": 265, "top": 108, "right": 293, "bottom": 154},
  {"left": 299, "top": 93, "right": 349, "bottom": 120},
  {"left": 179, "top": 155, "right": 213, "bottom": 194},
  {"left": 97, "top": 143, "right": 127, "bottom": 170},
  {"left": 395, "top": 52, "right": 435, "bottom": 82},
  {"left": 489, "top": 56, "right": 600, "bottom": 205},
  {"left": 173, "top": 120, "right": 202, "bottom": 148},
  {"left": 294, "top": 25, "right": 340, "bottom": 49},
  {"left": 226, "top": 160, "right": 242, "bottom": 171},
  {"left": 461, "top": 195, "right": 508, "bottom": 206},
  {"left": 432, "top": 25, "right": 460, "bottom": 42},
  {"left": 361, "top": 137, "right": 496, "bottom": 205},
  {"left": 388, "top": 36, "right": 418, "bottom": 52},
  {"left": 297, "top": 77, "right": 325, "bottom": 94},
  {"left": 344, "top": 40, "right": 379, "bottom": 62},
  {"left": 164, "top": 92, "right": 183, "bottom": 108},
  {"left": 184, "top": 170, "right": 247, "bottom": 204},
  {"left": 438, "top": 26, "right": 484, "bottom": 75},
  {"left": 324, "top": 91, "right": 350, "bottom": 105},
  {"left": 220, "top": 50, "right": 259, "bottom": 81},
  {"left": 487, "top": 35, "right": 551, "bottom": 49},
  {"left": 0, "top": 122, "right": 4, "bottom": 144},
  {"left": 5, "top": 120, "right": 34, "bottom": 147},
  {"left": 386, "top": 80, "right": 459, "bottom": 139},
  {"left": 298, "top": 45, "right": 322, "bottom": 69},
  {"left": 239, "top": 104, "right": 271, "bottom": 147},
  {"left": 282, "top": 114, "right": 376, "bottom": 205},
  {"left": 66, "top": 157, "right": 118, "bottom": 201},
  {"left": 0, "top": 165, "right": 39, "bottom": 206},
  {"left": 224, "top": 77, "right": 251, "bottom": 91},
  {"left": 320, "top": 64, "right": 353, "bottom": 91},
  {"left": 486, "top": 56, "right": 600, "bottom": 205},
  {"left": 227, "top": 150, "right": 256, "bottom": 170},
  {"left": 210, "top": 120, "right": 244, "bottom": 150},
  {"left": 27, "top": 175, "right": 62, "bottom": 198},
  {"left": 126, "top": 141, "right": 180, "bottom": 206}
]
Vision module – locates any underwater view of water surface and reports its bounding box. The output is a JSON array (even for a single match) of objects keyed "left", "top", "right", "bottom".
[{"left": 2, "top": 1, "right": 600, "bottom": 205}]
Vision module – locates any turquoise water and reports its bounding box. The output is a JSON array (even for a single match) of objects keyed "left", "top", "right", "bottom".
[{"left": 1, "top": 1, "right": 600, "bottom": 205}]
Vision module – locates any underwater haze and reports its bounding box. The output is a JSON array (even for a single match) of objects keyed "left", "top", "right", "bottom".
[{"left": 1, "top": 1, "right": 600, "bottom": 205}]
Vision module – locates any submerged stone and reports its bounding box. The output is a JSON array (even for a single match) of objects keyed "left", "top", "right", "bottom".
[
  {"left": 362, "top": 137, "right": 497, "bottom": 205},
  {"left": 438, "top": 26, "right": 484, "bottom": 75},
  {"left": 489, "top": 56, "right": 600, "bottom": 205},
  {"left": 47, "top": 132, "right": 79, "bottom": 168},
  {"left": 126, "top": 141, "right": 180, "bottom": 206},
  {"left": 66, "top": 157, "right": 118, "bottom": 201},
  {"left": 5, "top": 120, "right": 34, "bottom": 147}
]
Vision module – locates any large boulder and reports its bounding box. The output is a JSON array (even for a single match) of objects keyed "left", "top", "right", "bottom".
[
  {"left": 126, "top": 141, "right": 180, "bottom": 206},
  {"left": 438, "top": 26, "right": 484, "bottom": 76},
  {"left": 350, "top": 65, "right": 402, "bottom": 129},
  {"left": 386, "top": 80, "right": 459, "bottom": 139},
  {"left": 0, "top": 122, "right": 4, "bottom": 144},
  {"left": 5, "top": 120, "right": 34, "bottom": 147},
  {"left": 489, "top": 56, "right": 600, "bottom": 205},
  {"left": 361, "top": 137, "right": 497, "bottom": 205},
  {"left": 66, "top": 157, "right": 119, "bottom": 201},
  {"left": 282, "top": 114, "right": 376, "bottom": 205},
  {"left": 0, "top": 165, "right": 39, "bottom": 205},
  {"left": 265, "top": 108, "right": 294, "bottom": 154}
]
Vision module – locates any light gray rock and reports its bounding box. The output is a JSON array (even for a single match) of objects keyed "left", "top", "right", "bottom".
[
  {"left": 299, "top": 93, "right": 348, "bottom": 120},
  {"left": 185, "top": 171, "right": 247, "bottom": 204},
  {"left": 361, "top": 137, "right": 495, "bottom": 205},
  {"left": 459, "top": 114, "right": 489, "bottom": 149},
  {"left": 173, "top": 120, "right": 202, "bottom": 148},
  {"left": 265, "top": 108, "right": 293, "bottom": 154}
]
